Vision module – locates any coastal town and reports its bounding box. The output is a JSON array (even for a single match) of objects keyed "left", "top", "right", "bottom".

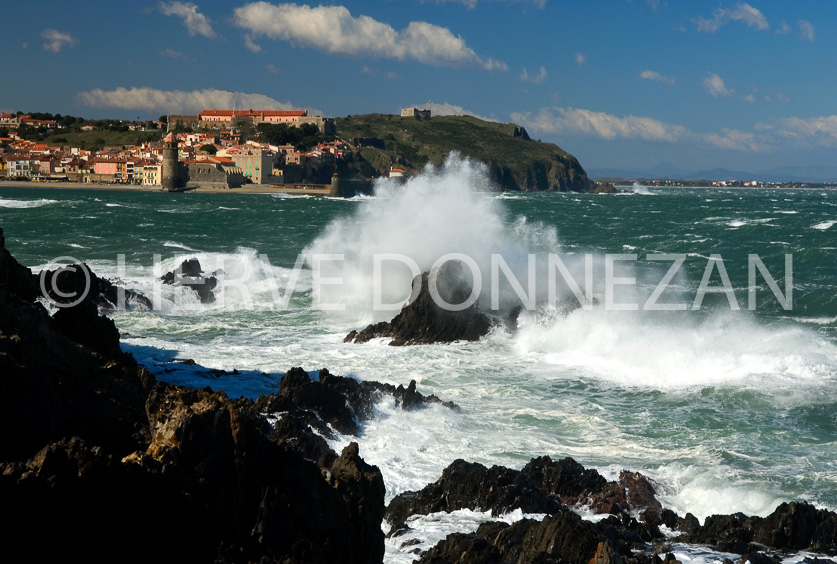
[
  {"left": 1, "top": 108, "right": 835, "bottom": 191},
  {"left": 0, "top": 109, "right": 392, "bottom": 190}
]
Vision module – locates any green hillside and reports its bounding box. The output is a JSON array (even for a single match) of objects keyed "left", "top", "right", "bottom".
[{"left": 334, "top": 113, "right": 594, "bottom": 192}]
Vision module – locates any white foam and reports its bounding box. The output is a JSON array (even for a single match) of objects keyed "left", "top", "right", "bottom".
[
  {"left": 0, "top": 197, "right": 59, "bottom": 209},
  {"left": 813, "top": 221, "right": 835, "bottom": 230},
  {"left": 305, "top": 154, "right": 563, "bottom": 323},
  {"left": 514, "top": 308, "right": 837, "bottom": 390}
]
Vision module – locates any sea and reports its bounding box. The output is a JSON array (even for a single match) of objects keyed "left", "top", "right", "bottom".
[{"left": 2, "top": 156, "right": 836, "bottom": 562}]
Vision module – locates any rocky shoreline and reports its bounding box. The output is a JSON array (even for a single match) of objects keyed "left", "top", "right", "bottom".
[{"left": 2, "top": 227, "right": 836, "bottom": 563}]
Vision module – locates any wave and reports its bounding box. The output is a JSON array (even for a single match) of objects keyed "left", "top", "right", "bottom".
[
  {"left": 0, "top": 197, "right": 59, "bottom": 209},
  {"left": 813, "top": 221, "right": 835, "bottom": 230},
  {"left": 513, "top": 307, "right": 837, "bottom": 390}
]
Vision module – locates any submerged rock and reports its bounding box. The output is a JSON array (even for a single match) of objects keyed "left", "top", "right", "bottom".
[{"left": 161, "top": 257, "right": 218, "bottom": 304}]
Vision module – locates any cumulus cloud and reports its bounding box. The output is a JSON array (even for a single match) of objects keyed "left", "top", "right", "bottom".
[
  {"left": 693, "top": 2, "right": 768, "bottom": 33},
  {"left": 76, "top": 87, "right": 309, "bottom": 114},
  {"left": 41, "top": 29, "right": 77, "bottom": 53},
  {"left": 798, "top": 20, "right": 815, "bottom": 41},
  {"left": 520, "top": 66, "right": 547, "bottom": 84},
  {"left": 510, "top": 107, "right": 688, "bottom": 142},
  {"left": 243, "top": 34, "right": 262, "bottom": 53},
  {"left": 770, "top": 115, "right": 837, "bottom": 143},
  {"left": 158, "top": 1, "right": 216, "bottom": 39},
  {"left": 233, "top": 2, "right": 506, "bottom": 70},
  {"left": 639, "top": 70, "right": 675, "bottom": 86},
  {"left": 703, "top": 72, "right": 733, "bottom": 98},
  {"left": 574, "top": 53, "right": 587, "bottom": 67},
  {"left": 703, "top": 128, "right": 761, "bottom": 151}
]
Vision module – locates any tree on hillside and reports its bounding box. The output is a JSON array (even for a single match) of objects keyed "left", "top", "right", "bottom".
[
  {"left": 256, "top": 123, "right": 324, "bottom": 151},
  {"left": 199, "top": 143, "right": 217, "bottom": 155}
]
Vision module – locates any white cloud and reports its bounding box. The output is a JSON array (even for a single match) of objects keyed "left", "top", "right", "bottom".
[
  {"left": 744, "top": 94, "right": 756, "bottom": 103},
  {"left": 639, "top": 70, "right": 675, "bottom": 86},
  {"left": 41, "top": 29, "right": 77, "bottom": 53},
  {"left": 693, "top": 2, "right": 768, "bottom": 33},
  {"left": 233, "top": 2, "right": 506, "bottom": 70},
  {"left": 158, "top": 1, "right": 217, "bottom": 39},
  {"left": 510, "top": 107, "right": 688, "bottom": 142},
  {"left": 243, "top": 34, "right": 262, "bottom": 53},
  {"left": 798, "top": 20, "right": 815, "bottom": 41},
  {"left": 160, "top": 48, "right": 186, "bottom": 59},
  {"left": 770, "top": 115, "right": 837, "bottom": 143},
  {"left": 76, "top": 87, "right": 310, "bottom": 114},
  {"left": 703, "top": 128, "right": 761, "bottom": 151},
  {"left": 574, "top": 52, "right": 586, "bottom": 67},
  {"left": 266, "top": 64, "right": 279, "bottom": 74},
  {"left": 647, "top": 0, "right": 661, "bottom": 11},
  {"left": 520, "top": 66, "right": 547, "bottom": 84},
  {"left": 703, "top": 72, "right": 733, "bottom": 98},
  {"left": 776, "top": 20, "right": 791, "bottom": 34}
]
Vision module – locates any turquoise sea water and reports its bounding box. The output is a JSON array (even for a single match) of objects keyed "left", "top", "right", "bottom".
[{"left": 2, "top": 159, "right": 836, "bottom": 561}]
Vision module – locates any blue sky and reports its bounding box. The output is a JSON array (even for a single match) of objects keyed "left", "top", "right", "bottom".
[{"left": 2, "top": 0, "right": 836, "bottom": 173}]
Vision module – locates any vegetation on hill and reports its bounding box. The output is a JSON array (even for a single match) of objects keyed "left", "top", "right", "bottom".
[{"left": 334, "top": 113, "right": 593, "bottom": 192}]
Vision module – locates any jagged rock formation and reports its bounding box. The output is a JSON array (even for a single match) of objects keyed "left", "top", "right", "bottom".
[
  {"left": 0, "top": 229, "right": 393, "bottom": 563},
  {"left": 385, "top": 456, "right": 666, "bottom": 534},
  {"left": 345, "top": 268, "right": 493, "bottom": 346},
  {"left": 388, "top": 455, "right": 837, "bottom": 563},
  {"left": 161, "top": 257, "right": 218, "bottom": 304}
]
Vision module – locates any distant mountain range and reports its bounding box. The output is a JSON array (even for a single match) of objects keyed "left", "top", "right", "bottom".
[{"left": 589, "top": 163, "right": 837, "bottom": 183}]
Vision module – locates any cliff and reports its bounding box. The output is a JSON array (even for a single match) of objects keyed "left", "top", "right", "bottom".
[{"left": 335, "top": 114, "right": 595, "bottom": 192}]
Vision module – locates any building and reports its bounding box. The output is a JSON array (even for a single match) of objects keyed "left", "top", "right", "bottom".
[
  {"left": 401, "top": 107, "right": 431, "bottom": 119},
  {"left": 167, "top": 109, "right": 335, "bottom": 135},
  {"left": 223, "top": 147, "right": 275, "bottom": 184},
  {"left": 142, "top": 163, "right": 161, "bottom": 186},
  {"left": 7, "top": 155, "right": 36, "bottom": 178}
]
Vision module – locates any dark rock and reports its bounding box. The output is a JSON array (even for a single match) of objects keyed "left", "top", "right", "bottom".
[
  {"left": 592, "top": 181, "right": 620, "bottom": 194},
  {"left": 255, "top": 368, "right": 459, "bottom": 439},
  {"left": 753, "top": 501, "right": 837, "bottom": 553},
  {"left": 387, "top": 455, "right": 667, "bottom": 534},
  {"left": 522, "top": 455, "right": 608, "bottom": 500},
  {"left": 0, "top": 235, "right": 388, "bottom": 563},
  {"left": 385, "top": 458, "right": 562, "bottom": 528},
  {"left": 418, "top": 509, "right": 605, "bottom": 564},
  {"left": 39, "top": 261, "right": 151, "bottom": 312},
  {"left": 0, "top": 227, "right": 38, "bottom": 303},
  {"left": 346, "top": 267, "right": 492, "bottom": 346},
  {"left": 676, "top": 501, "right": 837, "bottom": 555},
  {"left": 161, "top": 257, "right": 218, "bottom": 304}
]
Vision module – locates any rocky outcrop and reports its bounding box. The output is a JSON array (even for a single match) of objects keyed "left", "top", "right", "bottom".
[
  {"left": 385, "top": 455, "right": 666, "bottom": 534},
  {"left": 40, "top": 261, "right": 152, "bottom": 312},
  {"left": 346, "top": 267, "right": 493, "bottom": 346},
  {"left": 0, "top": 232, "right": 390, "bottom": 563},
  {"left": 161, "top": 257, "right": 218, "bottom": 304},
  {"left": 255, "top": 367, "right": 459, "bottom": 438},
  {"left": 675, "top": 502, "right": 837, "bottom": 556},
  {"left": 395, "top": 456, "right": 837, "bottom": 563},
  {"left": 592, "top": 181, "right": 619, "bottom": 194}
]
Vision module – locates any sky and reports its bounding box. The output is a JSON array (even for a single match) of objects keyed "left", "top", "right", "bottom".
[{"left": 2, "top": 0, "right": 836, "bottom": 174}]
